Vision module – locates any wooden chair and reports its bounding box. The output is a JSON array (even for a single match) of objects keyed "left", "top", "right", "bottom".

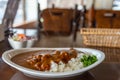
[
  {"left": 37, "top": 4, "right": 81, "bottom": 44},
  {"left": 41, "top": 8, "right": 73, "bottom": 35}
]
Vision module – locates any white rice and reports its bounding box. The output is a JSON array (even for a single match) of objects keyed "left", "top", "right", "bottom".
[{"left": 49, "top": 53, "right": 85, "bottom": 72}]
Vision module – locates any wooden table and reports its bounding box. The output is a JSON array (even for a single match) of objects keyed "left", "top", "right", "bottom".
[
  {"left": 1, "top": 60, "right": 120, "bottom": 80},
  {"left": 0, "top": 40, "right": 120, "bottom": 80}
]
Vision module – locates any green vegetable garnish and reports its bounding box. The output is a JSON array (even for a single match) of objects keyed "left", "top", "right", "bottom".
[{"left": 81, "top": 54, "right": 98, "bottom": 67}]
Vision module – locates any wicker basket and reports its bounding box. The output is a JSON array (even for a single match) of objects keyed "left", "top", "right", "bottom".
[{"left": 80, "top": 28, "right": 120, "bottom": 48}]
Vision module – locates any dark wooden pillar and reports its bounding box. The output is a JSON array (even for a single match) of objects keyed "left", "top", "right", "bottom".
[
  {"left": 2, "top": 0, "right": 21, "bottom": 37},
  {"left": 87, "top": 0, "right": 96, "bottom": 28}
]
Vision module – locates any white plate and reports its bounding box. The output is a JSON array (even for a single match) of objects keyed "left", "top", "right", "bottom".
[{"left": 2, "top": 48, "right": 105, "bottom": 79}]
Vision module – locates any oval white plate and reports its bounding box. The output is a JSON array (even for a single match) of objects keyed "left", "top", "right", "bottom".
[{"left": 2, "top": 48, "right": 105, "bottom": 79}]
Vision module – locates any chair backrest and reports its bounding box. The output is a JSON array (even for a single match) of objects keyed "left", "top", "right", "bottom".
[
  {"left": 41, "top": 8, "right": 73, "bottom": 35},
  {"left": 40, "top": 8, "right": 80, "bottom": 35}
]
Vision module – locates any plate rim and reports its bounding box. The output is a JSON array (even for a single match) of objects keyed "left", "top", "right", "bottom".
[{"left": 2, "top": 48, "right": 105, "bottom": 78}]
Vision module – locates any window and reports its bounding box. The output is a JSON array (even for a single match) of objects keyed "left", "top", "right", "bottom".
[
  {"left": 38, "top": 0, "right": 47, "bottom": 10},
  {"left": 0, "top": 0, "right": 38, "bottom": 26},
  {"left": 0, "top": 0, "right": 8, "bottom": 24},
  {"left": 14, "top": 0, "right": 24, "bottom": 25},
  {"left": 113, "top": 0, "right": 120, "bottom": 10},
  {"left": 14, "top": 0, "right": 38, "bottom": 26},
  {"left": 25, "top": 0, "right": 37, "bottom": 22},
  {"left": 47, "top": 0, "right": 83, "bottom": 9}
]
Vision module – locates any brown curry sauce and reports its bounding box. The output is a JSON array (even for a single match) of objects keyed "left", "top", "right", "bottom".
[{"left": 11, "top": 49, "right": 77, "bottom": 71}]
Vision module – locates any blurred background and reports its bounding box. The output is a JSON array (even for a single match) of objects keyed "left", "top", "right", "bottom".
[
  {"left": 1, "top": 0, "right": 120, "bottom": 48},
  {"left": 0, "top": 0, "right": 117, "bottom": 26}
]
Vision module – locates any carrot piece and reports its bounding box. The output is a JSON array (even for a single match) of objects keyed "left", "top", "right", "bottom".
[{"left": 18, "top": 34, "right": 26, "bottom": 38}]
